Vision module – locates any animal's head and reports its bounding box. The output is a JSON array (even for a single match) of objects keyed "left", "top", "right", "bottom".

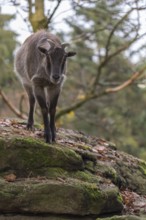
[{"left": 38, "top": 38, "right": 76, "bottom": 84}]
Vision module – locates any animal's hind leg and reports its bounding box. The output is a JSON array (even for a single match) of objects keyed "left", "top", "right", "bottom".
[{"left": 23, "top": 84, "right": 36, "bottom": 130}]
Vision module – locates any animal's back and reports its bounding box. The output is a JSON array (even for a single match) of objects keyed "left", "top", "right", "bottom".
[{"left": 14, "top": 30, "right": 61, "bottom": 84}]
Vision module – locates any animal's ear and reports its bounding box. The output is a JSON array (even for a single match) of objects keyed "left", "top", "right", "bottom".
[
  {"left": 62, "top": 43, "right": 70, "bottom": 49},
  {"left": 67, "top": 51, "right": 76, "bottom": 57},
  {"left": 62, "top": 43, "right": 76, "bottom": 57},
  {"left": 38, "top": 41, "right": 52, "bottom": 54}
]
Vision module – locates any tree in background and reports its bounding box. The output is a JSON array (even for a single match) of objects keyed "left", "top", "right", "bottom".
[
  {"left": 57, "top": 0, "right": 146, "bottom": 158},
  {"left": 57, "top": 0, "right": 146, "bottom": 116},
  {"left": 0, "top": 9, "right": 17, "bottom": 87}
]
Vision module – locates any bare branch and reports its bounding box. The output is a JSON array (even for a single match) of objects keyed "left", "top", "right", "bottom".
[
  {"left": 19, "top": 93, "right": 26, "bottom": 115},
  {"left": 105, "top": 66, "right": 146, "bottom": 93},
  {"left": 105, "top": 8, "right": 134, "bottom": 59},
  {"left": 48, "top": 0, "right": 63, "bottom": 25},
  {"left": 91, "top": 31, "right": 142, "bottom": 93},
  {"left": 71, "top": 26, "right": 107, "bottom": 43},
  {"left": 56, "top": 66, "right": 146, "bottom": 120},
  {"left": 0, "top": 88, "right": 27, "bottom": 120}
]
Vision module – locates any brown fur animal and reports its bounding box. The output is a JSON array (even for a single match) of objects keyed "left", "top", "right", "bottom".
[{"left": 14, "top": 30, "right": 76, "bottom": 143}]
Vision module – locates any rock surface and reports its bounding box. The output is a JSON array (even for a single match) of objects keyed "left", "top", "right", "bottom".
[
  {"left": 97, "top": 215, "right": 146, "bottom": 220},
  {"left": 0, "top": 119, "right": 146, "bottom": 220}
]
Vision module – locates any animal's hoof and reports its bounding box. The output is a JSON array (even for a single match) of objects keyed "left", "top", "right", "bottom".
[
  {"left": 46, "top": 138, "right": 52, "bottom": 144},
  {"left": 52, "top": 138, "right": 56, "bottom": 143},
  {"left": 44, "top": 133, "right": 52, "bottom": 144},
  {"left": 26, "top": 124, "right": 35, "bottom": 131}
]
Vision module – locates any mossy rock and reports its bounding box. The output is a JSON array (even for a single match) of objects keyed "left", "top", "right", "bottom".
[
  {"left": 0, "top": 215, "right": 93, "bottom": 220},
  {"left": 0, "top": 216, "right": 144, "bottom": 220},
  {"left": 94, "top": 152, "right": 146, "bottom": 195},
  {"left": 96, "top": 215, "right": 146, "bottom": 220},
  {"left": 95, "top": 161, "right": 118, "bottom": 183},
  {"left": 0, "top": 178, "right": 123, "bottom": 216},
  {"left": 113, "top": 159, "right": 146, "bottom": 194},
  {"left": 0, "top": 133, "right": 123, "bottom": 217},
  {"left": 44, "top": 168, "right": 102, "bottom": 184},
  {"left": 2, "top": 121, "right": 146, "bottom": 218},
  {"left": 0, "top": 137, "right": 84, "bottom": 176}
]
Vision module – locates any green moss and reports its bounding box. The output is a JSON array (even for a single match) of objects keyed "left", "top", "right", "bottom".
[
  {"left": 0, "top": 138, "right": 5, "bottom": 147},
  {"left": 83, "top": 182, "right": 102, "bottom": 199},
  {"left": 139, "top": 161, "right": 146, "bottom": 176},
  {"left": 79, "top": 181, "right": 123, "bottom": 214},
  {"left": 44, "top": 168, "right": 102, "bottom": 185},
  {"left": 85, "top": 160, "right": 95, "bottom": 172},
  {"left": 0, "top": 137, "right": 84, "bottom": 177},
  {"left": 102, "top": 187, "right": 123, "bottom": 214},
  {"left": 11, "top": 137, "right": 46, "bottom": 148},
  {"left": 0, "top": 138, "right": 10, "bottom": 172},
  {"left": 77, "top": 181, "right": 106, "bottom": 214},
  {"left": 75, "top": 170, "right": 95, "bottom": 181},
  {"left": 45, "top": 168, "right": 68, "bottom": 178},
  {"left": 96, "top": 215, "right": 144, "bottom": 220},
  {"left": 77, "top": 144, "right": 91, "bottom": 150},
  {"left": 44, "top": 168, "right": 101, "bottom": 184},
  {"left": 106, "top": 167, "right": 118, "bottom": 182},
  {"left": 96, "top": 162, "right": 118, "bottom": 183},
  {"left": 71, "top": 170, "right": 100, "bottom": 184},
  {"left": 117, "top": 193, "right": 123, "bottom": 204}
]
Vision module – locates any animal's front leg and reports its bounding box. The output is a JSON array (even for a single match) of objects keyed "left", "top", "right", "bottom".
[
  {"left": 50, "top": 102, "right": 57, "bottom": 142},
  {"left": 48, "top": 88, "right": 60, "bottom": 142},
  {"left": 34, "top": 86, "right": 52, "bottom": 143}
]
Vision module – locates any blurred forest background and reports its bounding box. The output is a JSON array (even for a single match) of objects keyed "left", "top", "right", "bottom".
[{"left": 0, "top": 0, "right": 146, "bottom": 159}]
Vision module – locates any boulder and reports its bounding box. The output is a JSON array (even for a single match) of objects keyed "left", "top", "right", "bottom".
[{"left": 0, "top": 119, "right": 146, "bottom": 219}]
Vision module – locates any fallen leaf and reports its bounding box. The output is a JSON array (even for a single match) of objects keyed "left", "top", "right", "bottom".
[{"left": 4, "top": 174, "right": 17, "bottom": 182}]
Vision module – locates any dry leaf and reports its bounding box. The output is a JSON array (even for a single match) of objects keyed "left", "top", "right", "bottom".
[{"left": 4, "top": 174, "right": 16, "bottom": 182}]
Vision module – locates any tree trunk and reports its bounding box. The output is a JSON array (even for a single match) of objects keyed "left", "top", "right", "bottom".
[{"left": 28, "top": 0, "right": 48, "bottom": 32}]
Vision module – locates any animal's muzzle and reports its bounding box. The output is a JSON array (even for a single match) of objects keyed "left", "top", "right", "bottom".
[
  {"left": 50, "top": 74, "right": 61, "bottom": 84},
  {"left": 52, "top": 74, "right": 60, "bottom": 81}
]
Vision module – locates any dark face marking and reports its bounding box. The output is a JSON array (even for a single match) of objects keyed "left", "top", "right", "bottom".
[
  {"left": 38, "top": 40, "right": 76, "bottom": 85},
  {"left": 47, "top": 48, "right": 67, "bottom": 84}
]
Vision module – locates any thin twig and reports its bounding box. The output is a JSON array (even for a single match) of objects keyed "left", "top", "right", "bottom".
[
  {"left": 48, "top": 0, "right": 63, "bottom": 24},
  {"left": 0, "top": 89, "right": 27, "bottom": 120},
  {"left": 105, "top": 8, "right": 134, "bottom": 59}
]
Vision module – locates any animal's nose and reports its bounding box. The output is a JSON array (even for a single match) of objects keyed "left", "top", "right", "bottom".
[{"left": 53, "top": 75, "right": 60, "bottom": 80}]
